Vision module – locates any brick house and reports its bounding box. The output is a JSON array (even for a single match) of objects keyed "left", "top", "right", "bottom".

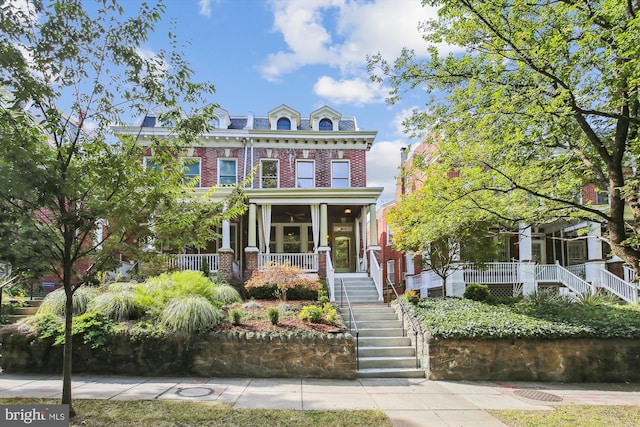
[
  {"left": 384, "top": 138, "right": 638, "bottom": 303},
  {"left": 113, "top": 104, "right": 384, "bottom": 301}
]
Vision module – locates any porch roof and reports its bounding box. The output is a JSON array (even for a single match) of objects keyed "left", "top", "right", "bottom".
[{"left": 245, "top": 187, "right": 383, "bottom": 205}]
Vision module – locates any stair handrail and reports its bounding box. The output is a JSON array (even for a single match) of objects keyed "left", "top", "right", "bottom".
[
  {"left": 0, "top": 276, "right": 19, "bottom": 320},
  {"left": 340, "top": 278, "right": 360, "bottom": 371},
  {"left": 386, "top": 278, "right": 422, "bottom": 369},
  {"left": 600, "top": 268, "right": 638, "bottom": 303},
  {"left": 555, "top": 262, "right": 592, "bottom": 295}
]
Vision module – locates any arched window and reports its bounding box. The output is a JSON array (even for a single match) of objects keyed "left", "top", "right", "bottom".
[
  {"left": 319, "top": 118, "right": 333, "bottom": 131},
  {"left": 277, "top": 117, "right": 291, "bottom": 130},
  {"left": 207, "top": 116, "right": 219, "bottom": 129}
]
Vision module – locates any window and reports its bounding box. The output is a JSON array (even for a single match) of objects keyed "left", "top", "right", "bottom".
[
  {"left": 143, "top": 156, "right": 161, "bottom": 171},
  {"left": 283, "top": 226, "right": 301, "bottom": 253},
  {"left": 387, "top": 260, "right": 396, "bottom": 284},
  {"left": 319, "top": 118, "right": 332, "bottom": 131},
  {"left": 596, "top": 190, "right": 609, "bottom": 205},
  {"left": 296, "top": 160, "right": 315, "bottom": 188},
  {"left": 142, "top": 115, "right": 156, "bottom": 127},
  {"left": 386, "top": 225, "right": 394, "bottom": 246},
  {"left": 183, "top": 157, "right": 201, "bottom": 187},
  {"left": 331, "top": 160, "right": 349, "bottom": 188},
  {"left": 218, "top": 159, "right": 237, "bottom": 185},
  {"left": 277, "top": 117, "right": 291, "bottom": 130},
  {"left": 260, "top": 159, "right": 278, "bottom": 188},
  {"left": 207, "top": 116, "right": 219, "bottom": 129}
]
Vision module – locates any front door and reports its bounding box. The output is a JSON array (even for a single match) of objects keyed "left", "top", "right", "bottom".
[{"left": 332, "top": 223, "right": 354, "bottom": 273}]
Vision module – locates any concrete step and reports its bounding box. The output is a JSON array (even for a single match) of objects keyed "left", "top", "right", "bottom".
[
  {"left": 358, "top": 328, "right": 405, "bottom": 338},
  {"left": 6, "top": 314, "right": 31, "bottom": 324},
  {"left": 359, "top": 346, "right": 416, "bottom": 358},
  {"left": 359, "top": 356, "right": 418, "bottom": 369},
  {"left": 12, "top": 307, "right": 39, "bottom": 316},
  {"left": 359, "top": 336, "right": 413, "bottom": 347},
  {"left": 352, "top": 320, "right": 403, "bottom": 329},
  {"left": 357, "top": 368, "right": 425, "bottom": 379},
  {"left": 345, "top": 312, "right": 398, "bottom": 321}
]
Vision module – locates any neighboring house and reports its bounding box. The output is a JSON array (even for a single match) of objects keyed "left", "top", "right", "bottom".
[
  {"left": 113, "top": 104, "right": 384, "bottom": 301},
  {"left": 386, "top": 139, "right": 638, "bottom": 303}
]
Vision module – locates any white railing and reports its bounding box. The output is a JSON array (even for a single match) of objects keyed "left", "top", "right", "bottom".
[
  {"left": 601, "top": 269, "right": 638, "bottom": 303},
  {"left": 555, "top": 264, "right": 592, "bottom": 295},
  {"left": 170, "top": 254, "right": 219, "bottom": 272},
  {"left": 535, "top": 264, "right": 558, "bottom": 282},
  {"left": 405, "top": 274, "right": 422, "bottom": 291},
  {"left": 326, "top": 251, "right": 335, "bottom": 302},
  {"left": 425, "top": 270, "right": 444, "bottom": 289},
  {"left": 369, "top": 251, "right": 383, "bottom": 301},
  {"left": 463, "top": 262, "right": 519, "bottom": 284},
  {"left": 624, "top": 266, "right": 637, "bottom": 284},
  {"left": 566, "top": 264, "right": 586, "bottom": 279},
  {"left": 258, "top": 253, "right": 319, "bottom": 273},
  {"left": 535, "top": 263, "right": 592, "bottom": 295}
]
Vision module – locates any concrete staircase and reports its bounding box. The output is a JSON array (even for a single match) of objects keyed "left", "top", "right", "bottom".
[
  {"left": 336, "top": 274, "right": 424, "bottom": 378},
  {"left": 5, "top": 299, "right": 42, "bottom": 324},
  {"left": 335, "top": 274, "right": 381, "bottom": 304}
]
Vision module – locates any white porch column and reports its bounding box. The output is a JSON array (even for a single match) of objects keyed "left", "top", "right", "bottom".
[
  {"left": 320, "top": 203, "right": 328, "bottom": 247},
  {"left": 221, "top": 203, "right": 231, "bottom": 251},
  {"left": 519, "top": 224, "right": 533, "bottom": 261},
  {"left": 247, "top": 203, "right": 257, "bottom": 248},
  {"left": 519, "top": 262, "right": 537, "bottom": 296},
  {"left": 369, "top": 203, "right": 378, "bottom": 247},
  {"left": 448, "top": 264, "right": 465, "bottom": 297},
  {"left": 585, "top": 222, "right": 605, "bottom": 288}
]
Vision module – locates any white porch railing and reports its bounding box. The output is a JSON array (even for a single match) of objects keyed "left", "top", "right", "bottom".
[
  {"left": 463, "top": 262, "right": 519, "bottom": 284},
  {"left": 624, "top": 266, "right": 637, "bottom": 284},
  {"left": 170, "top": 254, "right": 219, "bottom": 272},
  {"left": 258, "top": 253, "right": 319, "bottom": 273},
  {"left": 600, "top": 269, "right": 638, "bottom": 303},
  {"left": 425, "top": 270, "right": 444, "bottom": 289},
  {"left": 369, "top": 251, "right": 383, "bottom": 301},
  {"left": 535, "top": 263, "right": 591, "bottom": 294},
  {"left": 566, "top": 264, "right": 586, "bottom": 279},
  {"left": 326, "top": 251, "right": 335, "bottom": 302},
  {"left": 405, "top": 274, "right": 422, "bottom": 291}
]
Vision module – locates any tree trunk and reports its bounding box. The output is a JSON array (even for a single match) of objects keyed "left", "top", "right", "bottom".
[{"left": 61, "top": 229, "right": 75, "bottom": 417}]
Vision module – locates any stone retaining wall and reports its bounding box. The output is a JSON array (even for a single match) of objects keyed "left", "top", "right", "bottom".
[
  {"left": 0, "top": 326, "right": 356, "bottom": 379},
  {"left": 392, "top": 304, "right": 640, "bottom": 382}
]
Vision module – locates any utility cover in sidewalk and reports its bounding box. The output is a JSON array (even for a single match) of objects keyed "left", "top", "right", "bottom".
[{"left": 514, "top": 389, "right": 563, "bottom": 402}]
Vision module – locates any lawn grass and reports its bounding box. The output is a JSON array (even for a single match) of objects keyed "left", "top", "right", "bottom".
[
  {"left": 0, "top": 398, "right": 392, "bottom": 427},
  {"left": 490, "top": 405, "right": 640, "bottom": 427}
]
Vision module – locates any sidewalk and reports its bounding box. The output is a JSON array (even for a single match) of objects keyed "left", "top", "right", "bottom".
[{"left": 0, "top": 374, "right": 638, "bottom": 426}]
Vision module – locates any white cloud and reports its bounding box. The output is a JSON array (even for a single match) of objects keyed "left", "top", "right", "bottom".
[
  {"left": 261, "top": 0, "right": 441, "bottom": 83},
  {"left": 367, "top": 139, "right": 410, "bottom": 203},
  {"left": 199, "top": 0, "right": 213, "bottom": 17},
  {"left": 392, "top": 106, "right": 419, "bottom": 136},
  {"left": 313, "top": 76, "right": 388, "bottom": 106}
]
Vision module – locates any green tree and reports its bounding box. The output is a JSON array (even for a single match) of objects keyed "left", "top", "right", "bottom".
[
  {"left": 0, "top": 0, "right": 246, "bottom": 416},
  {"left": 369, "top": 0, "right": 640, "bottom": 275}
]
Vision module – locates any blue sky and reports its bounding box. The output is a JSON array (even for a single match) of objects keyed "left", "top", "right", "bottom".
[{"left": 136, "top": 0, "right": 444, "bottom": 203}]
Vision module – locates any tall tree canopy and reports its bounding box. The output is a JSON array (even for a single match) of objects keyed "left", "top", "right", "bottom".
[
  {"left": 0, "top": 0, "right": 246, "bottom": 414},
  {"left": 370, "top": 0, "right": 640, "bottom": 274}
]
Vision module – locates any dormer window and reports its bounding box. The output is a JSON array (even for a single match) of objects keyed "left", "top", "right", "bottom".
[
  {"left": 207, "top": 116, "right": 220, "bottom": 130},
  {"left": 319, "top": 118, "right": 332, "bottom": 131},
  {"left": 277, "top": 117, "right": 291, "bottom": 130},
  {"left": 142, "top": 115, "right": 156, "bottom": 127}
]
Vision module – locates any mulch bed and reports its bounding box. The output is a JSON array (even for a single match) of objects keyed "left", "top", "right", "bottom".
[{"left": 216, "top": 300, "right": 343, "bottom": 334}]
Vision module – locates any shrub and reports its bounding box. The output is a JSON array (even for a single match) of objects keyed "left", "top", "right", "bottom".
[
  {"left": 53, "top": 312, "right": 117, "bottom": 349},
  {"left": 245, "top": 263, "right": 322, "bottom": 301},
  {"left": 29, "top": 313, "right": 63, "bottom": 340},
  {"left": 242, "top": 299, "right": 261, "bottom": 310},
  {"left": 525, "top": 288, "right": 572, "bottom": 305},
  {"left": 575, "top": 291, "right": 619, "bottom": 306},
  {"left": 266, "top": 306, "right": 279, "bottom": 325},
  {"left": 159, "top": 295, "right": 221, "bottom": 334},
  {"left": 228, "top": 308, "right": 243, "bottom": 326},
  {"left": 87, "top": 291, "right": 141, "bottom": 321},
  {"left": 323, "top": 303, "right": 338, "bottom": 324},
  {"left": 464, "top": 284, "right": 491, "bottom": 302},
  {"left": 299, "top": 305, "right": 323, "bottom": 323},
  {"left": 317, "top": 289, "right": 329, "bottom": 305},
  {"left": 37, "top": 286, "right": 99, "bottom": 316},
  {"left": 401, "top": 290, "right": 420, "bottom": 305},
  {"left": 211, "top": 284, "right": 242, "bottom": 305}
]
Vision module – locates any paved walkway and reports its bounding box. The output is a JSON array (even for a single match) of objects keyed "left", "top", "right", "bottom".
[{"left": 0, "top": 374, "right": 639, "bottom": 426}]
